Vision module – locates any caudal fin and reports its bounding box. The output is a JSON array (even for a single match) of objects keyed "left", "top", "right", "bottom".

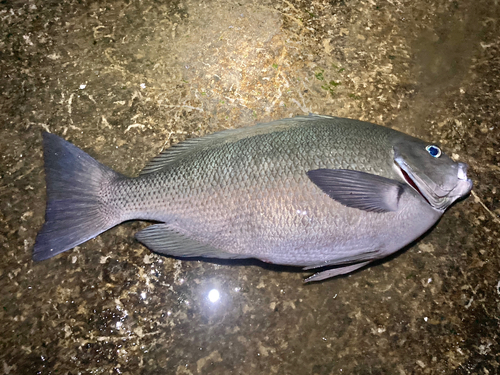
[{"left": 33, "top": 132, "right": 123, "bottom": 261}]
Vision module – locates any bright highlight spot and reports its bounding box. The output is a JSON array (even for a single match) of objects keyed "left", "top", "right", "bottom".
[{"left": 208, "top": 289, "right": 220, "bottom": 303}]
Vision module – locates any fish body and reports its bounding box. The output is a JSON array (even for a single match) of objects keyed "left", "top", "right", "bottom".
[{"left": 34, "top": 115, "right": 472, "bottom": 281}]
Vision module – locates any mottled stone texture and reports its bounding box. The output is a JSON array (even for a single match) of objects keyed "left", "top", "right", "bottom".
[{"left": 0, "top": 0, "right": 498, "bottom": 374}]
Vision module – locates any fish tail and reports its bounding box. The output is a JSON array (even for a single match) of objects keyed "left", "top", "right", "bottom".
[{"left": 33, "top": 132, "right": 124, "bottom": 261}]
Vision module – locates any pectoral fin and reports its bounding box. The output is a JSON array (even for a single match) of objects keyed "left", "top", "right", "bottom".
[{"left": 307, "top": 169, "right": 405, "bottom": 212}]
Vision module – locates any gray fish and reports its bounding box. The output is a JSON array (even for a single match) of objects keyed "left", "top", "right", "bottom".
[{"left": 34, "top": 115, "right": 472, "bottom": 282}]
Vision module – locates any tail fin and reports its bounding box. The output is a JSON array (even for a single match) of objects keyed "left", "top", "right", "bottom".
[{"left": 33, "top": 132, "right": 123, "bottom": 261}]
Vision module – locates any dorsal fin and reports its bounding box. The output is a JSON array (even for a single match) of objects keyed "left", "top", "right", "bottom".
[
  {"left": 139, "top": 116, "right": 324, "bottom": 175},
  {"left": 140, "top": 127, "right": 247, "bottom": 175}
]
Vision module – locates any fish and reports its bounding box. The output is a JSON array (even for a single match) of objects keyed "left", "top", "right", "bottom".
[{"left": 33, "top": 115, "right": 472, "bottom": 282}]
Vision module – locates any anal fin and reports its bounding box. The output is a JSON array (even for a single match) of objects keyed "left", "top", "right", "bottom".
[{"left": 135, "top": 224, "right": 250, "bottom": 259}]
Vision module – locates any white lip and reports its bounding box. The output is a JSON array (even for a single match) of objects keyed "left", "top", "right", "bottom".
[{"left": 457, "top": 163, "right": 468, "bottom": 181}]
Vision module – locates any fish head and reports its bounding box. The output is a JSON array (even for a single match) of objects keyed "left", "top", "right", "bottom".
[{"left": 393, "top": 137, "right": 472, "bottom": 212}]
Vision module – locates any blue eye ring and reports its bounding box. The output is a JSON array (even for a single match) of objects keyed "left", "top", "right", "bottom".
[{"left": 426, "top": 145, "right": 442, "bottom": 158}]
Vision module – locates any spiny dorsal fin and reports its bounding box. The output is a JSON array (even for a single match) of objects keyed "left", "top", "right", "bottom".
[{"left": 139, "top": 116, "right": 323, "bottom": 175}]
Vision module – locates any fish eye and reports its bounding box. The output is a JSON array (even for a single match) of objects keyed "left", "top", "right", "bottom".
[{"left": 426, "top": 145, "right": 442, "bottom": 158}]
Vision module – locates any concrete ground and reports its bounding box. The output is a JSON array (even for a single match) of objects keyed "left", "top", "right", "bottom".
[{"left": 0, "top": 0, "right": 498, "bottom": 374}]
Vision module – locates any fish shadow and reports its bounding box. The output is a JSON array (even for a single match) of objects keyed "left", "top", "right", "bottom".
[
  {"left": 152, "top": 234, "right": 428, "bottom": 283},
  {"left": 159, "top": 254, "right": 304, "bottom": 276}
]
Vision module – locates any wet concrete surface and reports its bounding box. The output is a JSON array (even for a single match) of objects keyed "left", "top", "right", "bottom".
[{"left": 1, "top": 0, "right": 499, "bottom": 373}]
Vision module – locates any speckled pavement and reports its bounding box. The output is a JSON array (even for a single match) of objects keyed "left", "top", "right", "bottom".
[{"left": 1, "top": 0, "right": 498, "bottom": 374}]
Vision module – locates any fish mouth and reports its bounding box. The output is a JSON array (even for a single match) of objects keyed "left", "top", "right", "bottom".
[
  {"left": 394, "top": 157, "right": 472, "bottom": 211},
  {"left": 397, "top": 165, "right": 426, "bottom": 198}
]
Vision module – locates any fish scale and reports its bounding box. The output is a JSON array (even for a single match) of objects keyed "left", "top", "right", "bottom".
[{"left": 33, "top": 115, "right": 472, "bottom": 282}]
